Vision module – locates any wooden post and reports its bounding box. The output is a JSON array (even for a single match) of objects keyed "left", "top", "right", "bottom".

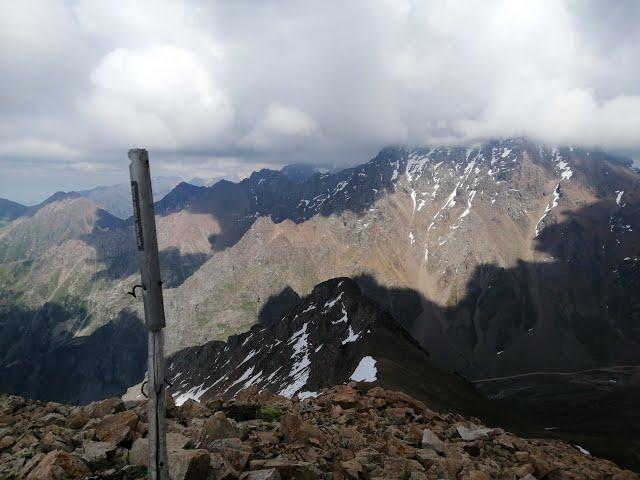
[{"left": 128, "top": 149, "right": 169, "bottom": 480}]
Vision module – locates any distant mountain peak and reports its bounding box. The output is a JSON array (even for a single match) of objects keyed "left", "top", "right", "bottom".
[{"left": 280, "top": 163, "right": 321, "bottom": 182}]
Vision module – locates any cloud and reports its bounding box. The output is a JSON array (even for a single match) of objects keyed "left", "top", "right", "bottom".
[
  {"left": 243, "top": 103, "right": 321, "bottom": 149},
  {"left": 454, "top": 77, "right": 640, "bottom": 149},
  {"left": 0, "top": 0, "right": 639, "bottom": 203},
  {"left": 77, "top": 45, "right": 233, "bottom": 150},
  {"left": 0, "top": 138, "right": 81, "bottom": 159}
]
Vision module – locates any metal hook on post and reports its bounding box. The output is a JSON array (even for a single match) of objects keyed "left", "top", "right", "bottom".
[{"left": 126, "top": 284, "right": 145, "bottom": 298}]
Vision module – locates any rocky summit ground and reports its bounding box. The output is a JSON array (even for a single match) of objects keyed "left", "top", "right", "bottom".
[{"left": 1, "top": 384, "right": 637, "bottom": 480}]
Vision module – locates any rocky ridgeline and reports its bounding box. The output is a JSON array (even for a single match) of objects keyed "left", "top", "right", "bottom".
[{"left": 1, "top": 384, "right": 637, "bottom": 480}]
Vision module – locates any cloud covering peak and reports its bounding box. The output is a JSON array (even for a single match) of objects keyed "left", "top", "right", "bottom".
[{"left": 1, "top": 0, "right": 639, "bottom": 203}]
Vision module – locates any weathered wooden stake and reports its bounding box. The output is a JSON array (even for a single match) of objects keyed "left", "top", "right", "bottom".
[{"left": 128, "top": 149, "right": 169, "bottom": 480}]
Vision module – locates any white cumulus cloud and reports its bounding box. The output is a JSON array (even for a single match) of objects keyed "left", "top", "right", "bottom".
[{"left": 1, "top": 0, "right": 640, "bottom": 203}]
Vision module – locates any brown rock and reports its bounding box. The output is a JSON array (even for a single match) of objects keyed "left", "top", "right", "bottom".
[
  {"left": 206, "top": 438, "right": 250, "bottom": 471},
  {"left": 495, "top": 434, "right": 516, "bottom": 451},
  {"left": 84, "top": 397, "right": 125, "bottom": 418},
  {"left": 382, "top": 457, "right": 424, "bottom": 479},
  {"left": 385, "top": 407, "right": 414, "bottom": 424},
  {"left": 0, "top": 414, "right": 15, "bottom": 427},
  {"left": 356, "top": 395, "right": 376, "bottom": 410},
  {"left": 168, "top": 448, "right": 210, "bottom": 480},
  {"left": 137, "top": 421, "right": 149, "bottom": 436},
  {"left": 333, "top": 385, "right": 358, "bottom": 407},
  {"left": 415, "top": 448, "right": 440, "bottom": 468},
  {"left": 341, "top": 458, "right": 363, "bottom": 479},
  {"left": 166, "top": 391, "right": 179, "bottom": 419},
  {"left": 38, "top": 413, "right": 66, "bottom": 427},
  {"left": 18, "top": 453, "right": 45, "bottom": 479},
  {"left": 466, "top": 471, "right": 491, "bottom": 480},
  {"left": 95, "top": 410, "right": 139, "bottom": 446},
  {"left": 463, "top": 441, "right": 482, "bottom": 457},
  {"left": 26, "top": 450, "right": 90, "bottom": 480},
  {"left": 200, "top": 411, "right": 240, "bottom": 444},
  {"left": 383, "top": 390, "right": 429, "bottom": 415},
  {"left": 253, "top": 431, "right": 279, "bottom": 447},
  {"left": 66, "top": 408, "right": 90, "bottom": 429},
  {"left": 409, "top": 473, "right": 428, "bottom": 480},
  {"left": 514, "top": 463, "right": 536, "bottom": 477},
  {"left": 40, "top": 431, "right": 72, "bottom": 452},
  {"left": 0, "top": 435, "right": 15, "bottom": 449},
  {"left": 15, "top": 433, "right": 39, "bottom": 449},
  {"left": 280, "top": 413, "right": 323, "bottom": 445},
  {"left": 181, "top": 399, "right": 211, "bottom": 419},
  {"left": 421, "top": 428, "right": 444, "bottom": 453},
  {"left": 530, "top": 453, "right": 557, "bottom": 478},
  {"left": 262, "top": 458, "right": 319, "bottom": 480},
  {"left": 210, "top": 451, "right": 240, "bottom": 480},
  {"left": 81, "top": 440, "right": 117, "bottom": 469},
  {"left": 240, "top": 469, "right": 282, "bottom": 480},
  {"left": 129, "top": 438, "right": 148, "bottom": 466},
  {"left": 113, "top": 447, "right": 130, "bottom": 466},
  {"left": 366, "top": 386, "right": 386, "bottom": 398}
]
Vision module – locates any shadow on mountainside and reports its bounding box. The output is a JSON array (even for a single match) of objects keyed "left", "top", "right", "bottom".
[
  {"left": 0, "top": 302, "right": 147, "bottom": 405},
  {"left": 258, "top": 269, "right": 640, "bottom": 469},
  {"left": 79, "top": 209, "right": 210, "bottom": 288},
  {"left": 152, "top": 148, "right": 404, "bottom": 252},
  {"left": 250, "top": 196, "right": 640, "bottom": 469},
  {"left": 382, "top": 198, "right": 639, "bottom": 380},
  {"left": 257, "top": 286, "right": 302, "bottom": 327}
]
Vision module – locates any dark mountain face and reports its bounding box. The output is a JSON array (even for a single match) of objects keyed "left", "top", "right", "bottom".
[
  {"left": 0, "top": 198, "right": 27, "bottom": 225},
  {"left": 0, "top": 305, "right": 146, "bottom": 405},
  {"left": 153, "top": 147, "right": 402, "bottom": 250},
  {"left": 167, "top": 278, "right": 490, "bottom": 417}
]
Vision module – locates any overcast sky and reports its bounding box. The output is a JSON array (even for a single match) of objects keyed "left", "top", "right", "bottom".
[{"left": 1, "top": 0, "right": 639, "bottom": 204}]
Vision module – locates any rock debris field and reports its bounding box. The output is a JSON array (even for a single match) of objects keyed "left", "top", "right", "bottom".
[{"left": 0, "top": 383, "right": 637, "bottom": 479}]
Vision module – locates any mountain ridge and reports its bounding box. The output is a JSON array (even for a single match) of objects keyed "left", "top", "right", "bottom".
[
  {"left": 166, "top": 277, "right": 493, "bottom": 418},
  {"left": 1, "top": 137, "right": 639, "bottom": 399}
]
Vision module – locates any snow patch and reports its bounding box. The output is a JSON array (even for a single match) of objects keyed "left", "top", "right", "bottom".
[
  {"left": 226, "top": 367, "right": 255, "bottom": 393},
  {"left": 574, "top": 445, "right": 591, "bottom": 455},
  {"left": 238, "top": 349, "right": 258, "bottom": 366},
  {"left": 332, "top": 303, "right": 348, "bottom": 325},
  {"left": 341, "top": 325, "right": 361, "bottom": 345},
  {"left": 324, "top": 292, "right": 344, "bottom": 310},
  {"left": 350, "top": 356, "right": 377, "bottom": 382},
  {"left": 535, "top": 184, "right": 561, "bottom": 237},
  {"left": 280, "top": 322, "right": 311, "bottom": 398},
  {"left": 298, "top": 391, "right": 319, "bottom": 400},
  {"left": 302, "top": 304, "right": 316, "bottom": 313},
  {"left": 174, "top": 382, "right": 213, "bottom": 406}
]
